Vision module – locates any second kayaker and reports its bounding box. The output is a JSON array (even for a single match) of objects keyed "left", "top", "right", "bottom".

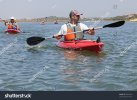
[
  {"left": 54, "top": 10, "right": 95, "bottom": 41},
  {"left": 4, "top": 17, "right": 20, "bottom": 30}
]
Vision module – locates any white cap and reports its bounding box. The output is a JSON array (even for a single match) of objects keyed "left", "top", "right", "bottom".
[{"left": 10, "top": 17, "right": 15, "bottom": 20}]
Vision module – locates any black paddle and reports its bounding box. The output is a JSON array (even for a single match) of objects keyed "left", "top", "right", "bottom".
[
  {"left": 103, "top": 20, "right": 125, "bottom": 28},
  {"left": 26, "top": 36, "right": 54, "bottom": 46},
  {"left": 93, "top": 20, "right": 125, "bottom": 30},
  {"left": 26, "top": 20, "right": 125, "bottom": 46}
]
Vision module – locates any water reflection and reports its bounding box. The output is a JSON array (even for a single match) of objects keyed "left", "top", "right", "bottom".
[
  {"left": 63, "top": 49, "right": 106, "bottom": 62},
  {"left": 60, "top": 49, "right": 106, "bottom": 86},
  {"left": 63, "top": 50, "right": 78, "bottom": 61}
]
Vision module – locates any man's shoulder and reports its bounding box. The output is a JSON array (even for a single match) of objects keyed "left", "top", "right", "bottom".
[
  {"left": 61, "top": 24, "right": 67, "bottom": 28},
  {"left": 79, "top": 22, "right": 86, "bottom": 26}
]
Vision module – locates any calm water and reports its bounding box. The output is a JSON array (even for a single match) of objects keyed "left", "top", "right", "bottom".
[{"left": 0, "top": 21, "right": 137, "bottom": 91}]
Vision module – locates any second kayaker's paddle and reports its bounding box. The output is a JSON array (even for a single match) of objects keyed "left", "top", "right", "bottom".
[{"left": 26, "top": 20, "right": 125, "bottom": 46}]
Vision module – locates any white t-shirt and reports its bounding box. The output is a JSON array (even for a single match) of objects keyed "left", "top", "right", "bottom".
[
  {"left": 55, "top": 23, "right": 90, "bottom": 36},
  {"left": 6, "top": 22, "right": 18, "bottom": 26}
]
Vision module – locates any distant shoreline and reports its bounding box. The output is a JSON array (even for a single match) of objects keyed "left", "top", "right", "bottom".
[
  {"left": 15, "top": 13, "right": 137, "bottom": 22},
  {"left": 15, "top": 19, "right": 129, "bottom": 23}
]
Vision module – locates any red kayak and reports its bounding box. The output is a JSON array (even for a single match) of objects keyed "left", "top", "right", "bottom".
[
  {"left": 57, "top": 40, "right": 104, "bottom": 52},
  {"left": 5, "top": 29, "right": 20, "bottom": 34}
]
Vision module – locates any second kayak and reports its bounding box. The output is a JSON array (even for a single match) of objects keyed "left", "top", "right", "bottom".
[
  {"left": 5, "top": 29, "right": 20, "bottom": 34},
  {"left": 56, "top": 40, "right": 104, "bottom": 52}
]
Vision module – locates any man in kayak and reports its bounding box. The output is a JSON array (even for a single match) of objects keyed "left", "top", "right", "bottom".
[
  {"left": 4, "top": 17, "right": 20, "bottom": 30},
  {"left": 54, "top": 10, "right": 95, "bottom": 41}
]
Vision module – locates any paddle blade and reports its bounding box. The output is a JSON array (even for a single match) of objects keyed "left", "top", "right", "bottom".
[
  {"left": 26, "top": 37, "right": 45, "bottom": 45},
  {"left": 103, "top": 21, "right": 125, "bottom": 28}
]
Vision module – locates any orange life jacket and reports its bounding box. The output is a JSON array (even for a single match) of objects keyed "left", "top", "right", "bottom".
[
  {"left": 7, "top": 24, "right": 13, "bottom": 29},
  {"left": 64, "top": 23, "right": 83, "bottom": 41},
  {"left": 64, "top": 28, "right": 75, "bottom": 41}
]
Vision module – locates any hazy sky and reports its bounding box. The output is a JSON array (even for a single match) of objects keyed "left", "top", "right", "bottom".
[{"left": 0, "top": 0, "right": 137, "bottom": 19}]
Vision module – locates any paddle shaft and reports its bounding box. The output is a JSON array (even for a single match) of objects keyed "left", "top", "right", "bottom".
[{"left": 53, "top": 27, "right": 103, "bottom": 38}]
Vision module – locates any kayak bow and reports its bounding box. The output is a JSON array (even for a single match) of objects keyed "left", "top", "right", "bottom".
[
  {"left": 5, "top": 29, "right": 20, "bottom": 34},
  {"left": 56, "top": 40, "right": 104, "bottom": 52}
]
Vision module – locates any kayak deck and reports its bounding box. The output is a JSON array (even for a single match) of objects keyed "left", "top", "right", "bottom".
[
  {"left": 57, "top": 40, "right": 104, "bottom": 52},
  {"left": 5, "top": 29, "right": 20, "bottom": 34}
]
